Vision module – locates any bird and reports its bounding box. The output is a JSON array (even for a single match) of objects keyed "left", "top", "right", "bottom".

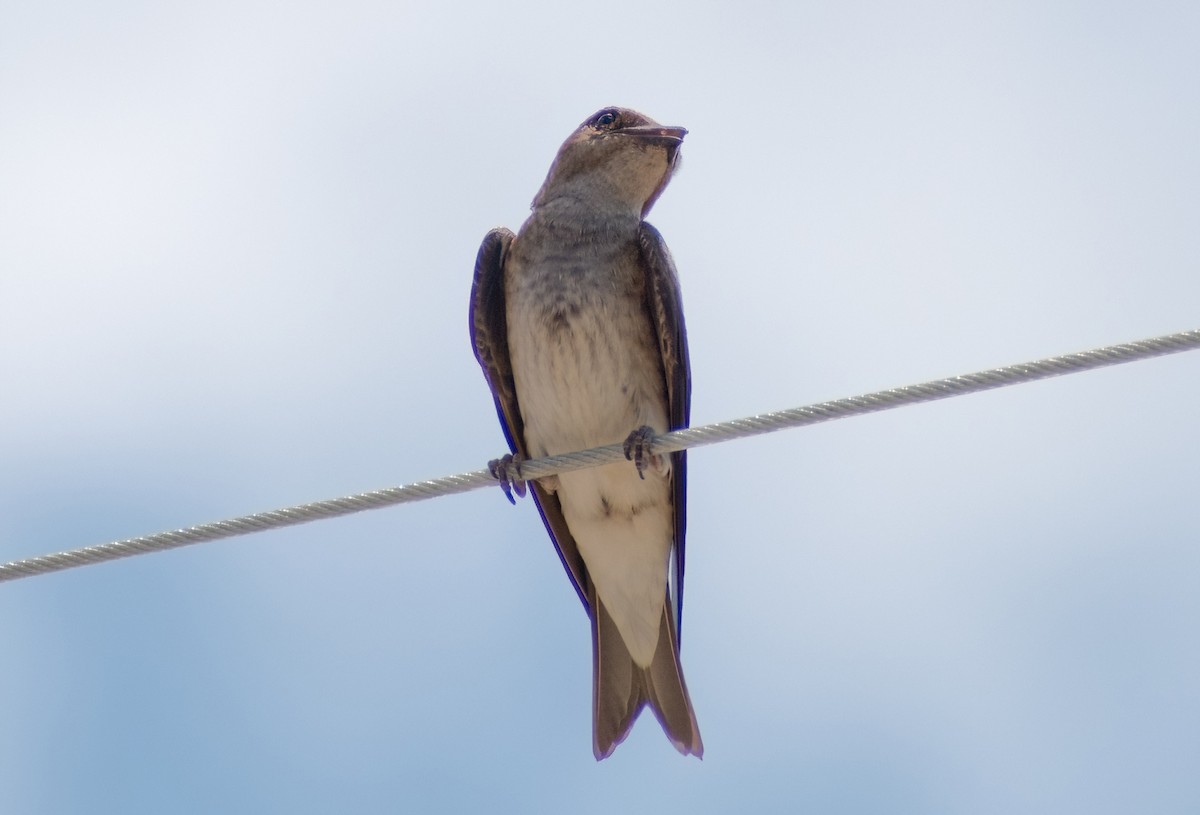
[{"left": 469, "top": 106, "right": 702, "bottom": 760}]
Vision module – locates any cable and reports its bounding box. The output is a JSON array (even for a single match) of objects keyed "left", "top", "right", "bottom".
[{"left": 2, "top": 327, "right": 1198, "bottom": 584}]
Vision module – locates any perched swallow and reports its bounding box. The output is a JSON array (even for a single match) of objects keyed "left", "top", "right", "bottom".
[{"left": 469, "top": 107, "right": 701, "bottom": 759}]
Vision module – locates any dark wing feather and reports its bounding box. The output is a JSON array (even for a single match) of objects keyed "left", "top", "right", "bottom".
[
  {"left": 470, "top": 228, "right": 521, "bottom": 450},
  {"left": 637, "top": 222, "right": 692, "bottom": 637},
  {"left": 470, "top": 228, "right": 591, "bottom": 611}
]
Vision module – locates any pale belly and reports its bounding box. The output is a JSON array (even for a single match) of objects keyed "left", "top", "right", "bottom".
[{"left": 506, "top": 261, "right": 673, "bottom": 666}]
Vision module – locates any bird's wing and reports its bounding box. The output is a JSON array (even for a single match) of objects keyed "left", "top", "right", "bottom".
[
  {"left": 470, "top": 228, "right": 591, "bottom": 611},
  {"left": 638, "top": 222, "right": 692, "bottom": 637}
]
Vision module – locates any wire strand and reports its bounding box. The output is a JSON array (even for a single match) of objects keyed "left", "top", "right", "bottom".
[{"left": 3, "top": 327, "right": 1198, "bottom": 584}]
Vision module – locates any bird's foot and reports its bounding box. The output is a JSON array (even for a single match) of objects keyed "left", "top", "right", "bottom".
[
  {"left": 622, "top": 425, "right": 668, "bottom": 480},
  {"left": 488, "top": 453, "right": 527, "bottom": 504}
]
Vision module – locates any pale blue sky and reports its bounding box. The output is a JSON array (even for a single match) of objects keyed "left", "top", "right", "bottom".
[{"left": 2, "top": 1, "right": 1199, "bottom": 812}]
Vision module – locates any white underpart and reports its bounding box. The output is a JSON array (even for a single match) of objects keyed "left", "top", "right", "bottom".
[
  {"left": 557, "top": 460, "right": 671, "bottom": 667},
  {"left": 506, "top": 258, "right": 673, "bottom": 667}
]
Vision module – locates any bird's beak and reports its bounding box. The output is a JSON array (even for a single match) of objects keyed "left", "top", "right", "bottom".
[
  {"left": 620, "top": 125, "right": 687, "bottom": 164},
  {"left": 620, "top": 125, "right": 688, "bottom": 146}
]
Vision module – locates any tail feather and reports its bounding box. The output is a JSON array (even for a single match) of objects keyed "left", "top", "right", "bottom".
[
  {"left": 644, "top": 603, "right": 703, "bottom": 757},
  {"left": 592, "top": 593, "right": 703, "bottom": 760}
]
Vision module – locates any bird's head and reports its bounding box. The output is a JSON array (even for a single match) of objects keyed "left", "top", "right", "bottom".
[{"left": 532, "top": 107, "right": 687, "bottom": 219}]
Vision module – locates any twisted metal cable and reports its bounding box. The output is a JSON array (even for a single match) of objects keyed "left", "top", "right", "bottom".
[{"left": 2, "top": 327, "right": 1198, "bottom": 584}]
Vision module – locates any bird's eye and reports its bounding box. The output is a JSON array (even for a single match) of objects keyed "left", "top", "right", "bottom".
[{"left": 595, "top": 111, "right": 618, "bottom": 128}]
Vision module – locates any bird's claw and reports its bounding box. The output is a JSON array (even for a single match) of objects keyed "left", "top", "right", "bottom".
[
  {"left": 488, "top": 453, "right": 527, "bottom": 504},
  {"left": 622, "top": 425, "right": 659, "bottom": 480}
]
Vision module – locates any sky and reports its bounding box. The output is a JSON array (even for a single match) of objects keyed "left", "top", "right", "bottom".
[{"left": 2, "top": 1, "right": 1199, "bottom": 812}]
